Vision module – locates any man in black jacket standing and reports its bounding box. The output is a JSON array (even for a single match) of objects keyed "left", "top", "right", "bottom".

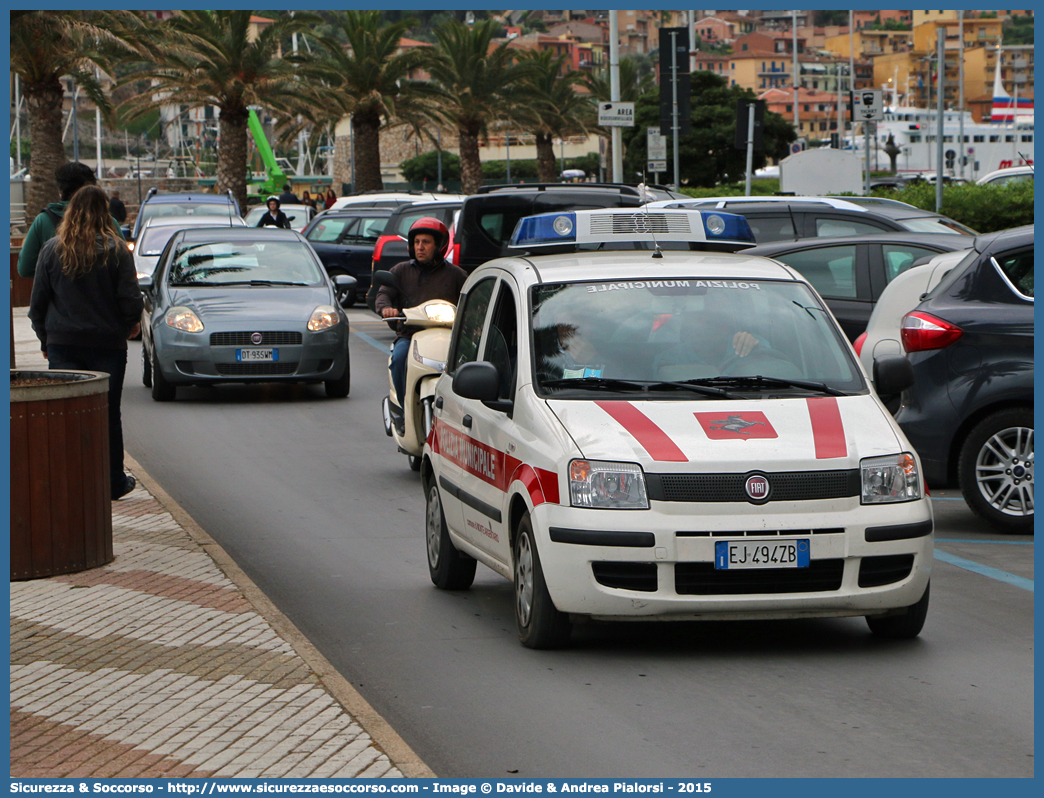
[{"left": 109, "top": 190, "right": 127, "bottom": 224}]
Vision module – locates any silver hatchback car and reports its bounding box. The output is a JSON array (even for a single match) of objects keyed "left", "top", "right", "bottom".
[{"left": 139, "top": 227, "right": 353, "bottom": 400}]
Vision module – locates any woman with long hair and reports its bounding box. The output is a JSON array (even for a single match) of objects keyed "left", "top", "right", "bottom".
[
  {"left": 29, "top": 184, "right": 145, "bottom": 500},
  {"left": 324, "top": 188, "right": 337, "bottom": 209}
]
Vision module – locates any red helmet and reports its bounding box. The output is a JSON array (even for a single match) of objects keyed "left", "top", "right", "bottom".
[{"left": 408, "top": 217, "right": 449, "bottom": 260}]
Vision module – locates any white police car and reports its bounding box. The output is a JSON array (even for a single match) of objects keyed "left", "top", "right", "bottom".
[{"left": 422, "top": 208, "right": 932, "bottom": 648}]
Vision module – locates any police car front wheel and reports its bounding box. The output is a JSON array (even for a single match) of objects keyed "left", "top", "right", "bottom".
[
  {"left": 514, "top": 514, "right": 571, "bottom": 649},
  {"left": 865, "top": 582, "right": 930, "bottom": 639},
  {"left": 426, "top": 481, "right": 476, "bottom": 590}
]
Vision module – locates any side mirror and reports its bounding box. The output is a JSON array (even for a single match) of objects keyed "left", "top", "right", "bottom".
[
  {"left": 873, "top": 355, "right": 914, "bottom": 396},
  {"left": 372, "top": 270, "right": 398, "bottom": 290},
  {"left": 453, "top": 361, "right": 512, "bottom": 413},
  {"left": 137, "top": 274, "right": 154, "bottom": 291},
  {"left": 333, "top": 274, "right": 357, "bottom": 288},
  {"left": 286, "top": 215, "right": 296, "bottom": 222}
]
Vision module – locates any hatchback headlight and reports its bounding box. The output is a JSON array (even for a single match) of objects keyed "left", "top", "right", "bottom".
[
  {"left": 861, "top": 453, "right": 921, "bottom": 504},
  {"left": 164, "top": 307, "right": 204, "bottom": 333},
  {"left": 569, "top": 459, "right": 649, "bottom": 509},
  {"left": 307, "top": 305, "right": 340, "bottom": 332}
]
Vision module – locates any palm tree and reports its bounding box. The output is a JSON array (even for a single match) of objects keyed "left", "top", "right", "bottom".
[
  {"left": 10, "top": 11, "right": 144, "bottom": 219},
  {"left": 584, "top": 56, "right": 655, "bottom": 178},
  {"left": 294, "top": 11, "right": 439, "bottom": 193},
  {"left": 513, "top": 50, "right": 592, "bottom": 183},
  {"left": 121, "top": 11, "right": 317, "bottom": 211},
  {"left": 425, "top": 19, "right": 540, "bottom": 194}
]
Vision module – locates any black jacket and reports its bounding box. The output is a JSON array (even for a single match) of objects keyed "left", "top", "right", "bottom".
[
  {"left": 29, "top": 237, "right": 144, "bottom": 351},
  {"left": 257, "top": 210, "right": 291, "bottom": 229},
  {"left": 374, "top": 257, "right": 467, "bottom": 341}
]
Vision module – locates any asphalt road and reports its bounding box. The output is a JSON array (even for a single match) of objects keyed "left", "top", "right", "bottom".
[{"left": 122, "top": 310, "right": 1034, "bottom": 779}]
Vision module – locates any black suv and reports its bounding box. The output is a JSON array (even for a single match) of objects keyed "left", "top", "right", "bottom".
[
  {"left": 894, "top": 225, "right": 1034, "bottom": 531},
  {"left": 452, "top": 183, "right": 680, "bottom": 273},
  {"left": 127, "top": 188, "right": 241, "bottom": 245}
]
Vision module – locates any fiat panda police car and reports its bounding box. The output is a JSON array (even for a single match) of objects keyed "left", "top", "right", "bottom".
[{"left": 422, "top": 207, "right": 932, "bottom": 649}]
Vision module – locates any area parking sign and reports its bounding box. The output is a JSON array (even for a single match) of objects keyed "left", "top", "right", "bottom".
[{"left": 598, "top": 102, "right": 635, "bottom": 127}]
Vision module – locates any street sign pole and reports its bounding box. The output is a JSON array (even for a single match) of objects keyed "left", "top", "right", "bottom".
[
  {"left": 744, "top": 104, "right": 755, "bottom": 197},
  {"left": 936, "top": 27, "right": 945, "bottom": 212},
  {"left": 671, "top": 31, "right": 680, "bottom": 192}
]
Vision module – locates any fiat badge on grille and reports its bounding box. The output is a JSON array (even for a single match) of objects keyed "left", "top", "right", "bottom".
[
  {"left": 744, "top": 473, "right": 771, "bottom": 503},
  {"left": 251, "top": 332, "right": 263, "bottom": 345}
]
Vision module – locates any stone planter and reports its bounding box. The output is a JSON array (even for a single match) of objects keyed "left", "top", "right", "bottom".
[{"left": 10, "top": 369, "right": 114, "bottom": 580}]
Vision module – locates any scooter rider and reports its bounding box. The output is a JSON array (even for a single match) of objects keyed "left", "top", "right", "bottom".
[
  {"left": 257, "top": 196, "right": 291, "bottom": 229},
  {"left": 375, "top": 217, "right": 467, "bottom": 433}
]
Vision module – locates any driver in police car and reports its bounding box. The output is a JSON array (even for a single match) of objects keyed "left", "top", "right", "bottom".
[{"left": 374, "top": 217, "right": 467, "bottom": 433}]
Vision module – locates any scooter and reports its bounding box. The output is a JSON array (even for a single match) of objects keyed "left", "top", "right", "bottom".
[{"left": 373, "top": 272, "right": 456, "bottom": 472}]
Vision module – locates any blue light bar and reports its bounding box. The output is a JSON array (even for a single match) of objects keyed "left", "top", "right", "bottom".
[
  {"left": 700, "top": 212, "right": 755, "bottom": 243},
  {"left": 511, "top": 212, "right": 577, "bottom": 247}
]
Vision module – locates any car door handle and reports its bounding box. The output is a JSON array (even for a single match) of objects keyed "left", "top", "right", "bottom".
[
  {"left": 435, "top": 396, "right": 443, "bottom": 409},
  {"left": 462, "top": 414, "right": 472, "bottom": 428}
]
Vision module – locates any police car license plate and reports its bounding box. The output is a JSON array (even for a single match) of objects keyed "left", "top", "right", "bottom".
[
  {"left": 236, "top": 348, "right": 277, "bottom": 362},
  {"left": 715, "top": 539, "right": 810, "bottom": 570}
]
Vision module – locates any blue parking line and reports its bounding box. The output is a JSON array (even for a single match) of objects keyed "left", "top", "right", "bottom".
[
  {"left": 933, "top": 549, "right": 1034, "bottom": 592},
  {"left": 936, "top": 539, "right": 1034, "bottom": 545},
  {"left": 352, "top": 328, "right": 390, "bottom": 354}
]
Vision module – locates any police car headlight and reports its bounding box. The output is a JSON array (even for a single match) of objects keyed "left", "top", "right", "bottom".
[
  {"left": 860, "top": 453, "right": 922, "bottom": 503},
  {"left": 307, "top": 305, "right": 340, "bottom": 332},
  {"left": 569, "top": 459, "right": 649, "bottom": 510}
]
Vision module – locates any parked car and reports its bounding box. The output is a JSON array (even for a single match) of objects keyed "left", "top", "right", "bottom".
[
  {"left": 126, "top": 188, "right": 241, "bottom": 247},
  {"left": 894, "top": 225, "right": 1033, "bottom": 531},
  {"left": 367, "top": 200, "right": 463, "bottom": 311},
  {"left": 328, "top": 190, "right": 462, "bottom": 212},
  {"left": 745, "top": 233, "right": 971, "bottom": 341},
  {"left": 647, "top": 196, "right": 977, "bottom": 241},
  {"left": 856, "top": 248, "right": 972, "bottom": 398},
  {"left": 138, "top": 227, "right": 353, "bottom": 401},
  {"left": 244, "top": 203, "right": 315, "bottom": 232},
  {"left": 976, "top": 165, "right": 1033, "bottom": 187},
  {"left": 301, "top": 208, "right": 393, "bottom": 307},
  {"left": 133, "top": 215, "right": 249, "bottom": 280}
]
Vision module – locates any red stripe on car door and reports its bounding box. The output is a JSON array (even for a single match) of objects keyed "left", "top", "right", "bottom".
[
  {"left": 806, "top": 397, "right": 847, "bottom": 459},
  {"left": 595, "top": 401, "right": 688, "bottom": 462}
]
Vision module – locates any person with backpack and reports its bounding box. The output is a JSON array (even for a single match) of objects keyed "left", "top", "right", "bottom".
[{"left": 18, "top": 162, "right": 126, "bottom": 279}]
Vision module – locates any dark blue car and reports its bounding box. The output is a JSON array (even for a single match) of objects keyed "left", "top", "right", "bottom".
[{"left": 894, "top": 225, "right": 1033, "bottom": 531}]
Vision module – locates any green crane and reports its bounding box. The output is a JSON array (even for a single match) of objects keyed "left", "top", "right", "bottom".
[{"left": 248, "top": 108, "right": 286, "bottom": 197}]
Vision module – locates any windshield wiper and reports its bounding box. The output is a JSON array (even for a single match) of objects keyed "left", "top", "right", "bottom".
[
  {"left": 646, "top": 381, "right": 741, "bottom": 399},
  {"left": 541, "top": 377, "right": 740, "bottom": 399},
  {"left": 540, "top": 377, "right": 653, "bottom": 392},
  {"left": 685, "top": 375, "right": 847, "bottom": 397},
  {"left": 220, "top": 280, "right": 312, "bottom": 286}
]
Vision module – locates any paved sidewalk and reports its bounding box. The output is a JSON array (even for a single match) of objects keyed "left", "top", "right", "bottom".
[{"left": 10, "top": 309, "right": 433, "bottom": 779}]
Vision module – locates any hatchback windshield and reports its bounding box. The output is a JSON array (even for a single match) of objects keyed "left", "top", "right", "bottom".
[
  {"left": 140, "top": 203, "right": 234, "bottom": 228},
  {"left": 167, "top": 241, "right": 325, "bottom": 286},
  {"left": 531, "top": 277, "right": 865, "bottom": 396}
]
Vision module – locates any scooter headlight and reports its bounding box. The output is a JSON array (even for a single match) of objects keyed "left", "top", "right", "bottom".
[{"left": 424, "top": 302, "right": 456, "bottom": 324}]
